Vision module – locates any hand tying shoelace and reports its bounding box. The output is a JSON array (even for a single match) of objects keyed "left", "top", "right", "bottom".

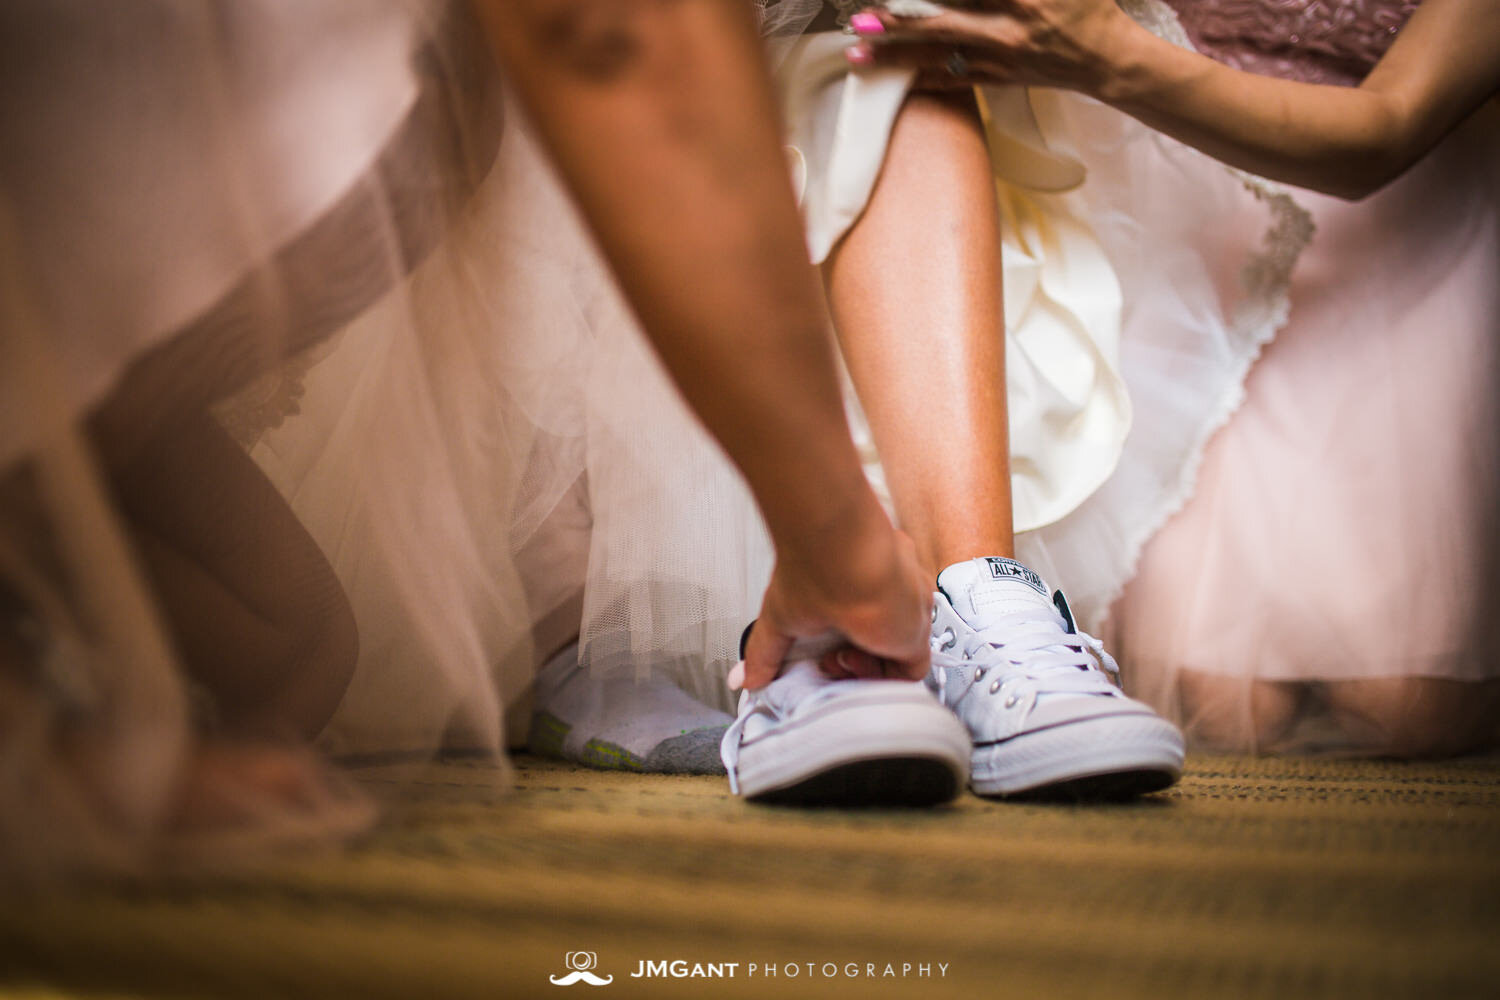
[
  {"left": 720, "top": 633, "right": 969, "bottom": 806},
  {"left": 721, "top": 634, "right": 845, "bottom": 795}
]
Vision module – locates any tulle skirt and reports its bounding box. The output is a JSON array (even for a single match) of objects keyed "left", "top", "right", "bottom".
[
  {"left": 1, "top": 3, "right": 1160, "bottom": 875},
  {"left": 1, "top": 0, "right": 510, "bottom": 877},
  {"left": 265, "top": 33, "right": 1156, "bottom": 727},
  {"left": 1109, "top": 105, "right": 1500, "bottom": 753},
  {"left": 5, "top": 0, "right": 1495, "bottom": 882}
]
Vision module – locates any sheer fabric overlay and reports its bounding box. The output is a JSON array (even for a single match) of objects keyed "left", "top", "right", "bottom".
[
  {"left": 1, "top": 0, "right": 507, "bottom": 879},
  {"left": 0, "top": 0, "right": 1304, "bottom": 879},
  {"left": 1109, "top": 0, "right": 1500, "bottom": 753},
  {"left": 4, "top": 0, "right": 1487, "bottom": 881}
]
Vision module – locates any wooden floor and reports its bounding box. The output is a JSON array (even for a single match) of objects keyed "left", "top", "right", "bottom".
[{"left": 3, "top": 752, "right": 1498, "bottom": 999}]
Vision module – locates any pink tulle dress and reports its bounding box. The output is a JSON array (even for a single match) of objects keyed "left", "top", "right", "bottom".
[{"left": 1108, "top": 0, "right": 1500, "bottom": 753}]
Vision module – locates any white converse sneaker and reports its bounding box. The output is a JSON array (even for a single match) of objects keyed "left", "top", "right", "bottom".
[
  {"left": 930, "top": 557, "right": 1184, "bottom": 798},
  {"left": 720, "top": 635, "right": 970, "bottom": 806}
]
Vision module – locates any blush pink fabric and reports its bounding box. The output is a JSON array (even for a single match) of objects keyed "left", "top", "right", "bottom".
[{"left": 1110, "top": 1, "right": 1500, "bottom": 752}]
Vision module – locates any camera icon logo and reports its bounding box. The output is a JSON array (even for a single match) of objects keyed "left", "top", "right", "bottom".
[{"left": 550, "top": 951, "right": 613, "bottom": 986}]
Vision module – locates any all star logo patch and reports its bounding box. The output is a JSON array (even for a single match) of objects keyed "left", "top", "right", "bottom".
[{"left": 984, "top": 558, "right": 1046, "bottom": 595}]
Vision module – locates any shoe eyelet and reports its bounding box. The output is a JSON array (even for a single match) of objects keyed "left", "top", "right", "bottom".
[
  {"left": 1003, "top": 694, "right": 1018, "bottom": 708},
  {"left": 939, "top": 629, "right": 956, "bottom": 651},
  {"left": 974, "top": 667, "right": 985, "bottom": 680},
  {"left": 989, "top": 679, "right": 1002, "bottom": 695}
]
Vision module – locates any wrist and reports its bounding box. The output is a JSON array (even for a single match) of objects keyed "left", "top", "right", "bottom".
[
  {"left": 1089, "top": 10, "right": 1157, "bottom": 106},
  {"left": 763, "top": 468, "right": 895, "bottom": 574}
]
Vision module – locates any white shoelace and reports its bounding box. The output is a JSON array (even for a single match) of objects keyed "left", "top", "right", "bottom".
[
  {"left": 932, "top": 607, "right": 1119, "bottom": 702},
  {"left": 720, "top": 686, "right": 755, "bottom": 794}
]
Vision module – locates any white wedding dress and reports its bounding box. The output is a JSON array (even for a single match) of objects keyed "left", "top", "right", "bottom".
[{"left": 15, "top": 0, "right": 1474, "bottom": 878}]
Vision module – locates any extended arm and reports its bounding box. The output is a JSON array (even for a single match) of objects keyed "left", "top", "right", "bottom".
[
  {"left": 849, "top": 0, "right": 1500, "bottom": 198},
  {"left": 474, "top": 1, "right": 932, "bottom": 686}
]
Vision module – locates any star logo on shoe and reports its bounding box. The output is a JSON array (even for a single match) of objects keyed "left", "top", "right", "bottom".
[{"left": 983, "top": 557, "right": 1046, "bottom": 596}]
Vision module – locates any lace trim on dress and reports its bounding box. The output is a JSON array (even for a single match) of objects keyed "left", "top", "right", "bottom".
[
  {"left": 214, "top": 348, "right": 321, "bottom": 449},
  {"left": 1075, "top": 0, "right": 1315, "bottom": 627}
]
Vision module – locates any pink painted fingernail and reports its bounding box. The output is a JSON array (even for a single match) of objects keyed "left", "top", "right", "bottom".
[
  {"left": 845, "top": 43, "right": 874, "bottom": 65},
  {"left": 849, "top": 12, "right": 885, "bottom": 34}
]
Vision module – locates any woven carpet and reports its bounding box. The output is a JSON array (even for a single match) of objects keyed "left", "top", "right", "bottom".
[{"left": 2, "top": 753, "right": 1497, "bottom": 1000}]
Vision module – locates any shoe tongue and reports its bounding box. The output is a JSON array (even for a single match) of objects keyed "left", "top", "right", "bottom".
[{"left": 937, "top": 557, "right": 1052, "bottom": 627}]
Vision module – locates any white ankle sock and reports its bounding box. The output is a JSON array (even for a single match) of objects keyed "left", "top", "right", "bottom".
[{"left": 528, "top": 644, "right": 731, "bottom": 774}]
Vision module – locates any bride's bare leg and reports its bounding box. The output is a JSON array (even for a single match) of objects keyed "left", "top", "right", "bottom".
[
  {"left": 823, "top": 89, "right": 1012, "bottom": 577},
  {"left": 1, "top": 429, "right": 363, "bottom": 843},
  {"left": 107, "top": 411, "right": 358, "bottom": 741}
]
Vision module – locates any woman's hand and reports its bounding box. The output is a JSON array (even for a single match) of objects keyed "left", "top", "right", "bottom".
[
  {"left": 840, "top": 0, "right": 1500, "bottom": 199},
  {"left": 843, "top": 1, "right": 1135, "bottom": 95},
  {"left": 740, "top": 497, "right": 934, "bottom": 692}
]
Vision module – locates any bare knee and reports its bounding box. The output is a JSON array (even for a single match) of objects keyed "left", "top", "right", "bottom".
[
  {"left": 1325, "top": 677, "right": 1500, "bottom": 758},
  {"left": 905, "top": 84, "right": 982, "bottom": 122},
  {"left": 172, "top": 544, "right": 359, "bottom": 743},
  {"left": 274, "top": 578, "right": 359, "bottom": 741}
]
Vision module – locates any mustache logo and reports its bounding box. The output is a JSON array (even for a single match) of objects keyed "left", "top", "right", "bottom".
[{"left": 551, "top": 952, "right": 613, "bottom": 986}]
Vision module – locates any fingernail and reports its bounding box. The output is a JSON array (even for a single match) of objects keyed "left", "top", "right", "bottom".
[
  {"left": 836, "top": 650, "right": 854, "bottom": 672},
  {"left": 845, "top": 43, "right": 874, "bottom": 65},
  {"left": 849, "top": 12, "right": 885, "bottom": 34},
  {"left": 727, "top": 661, "right": 746, "bottom": 691}
]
